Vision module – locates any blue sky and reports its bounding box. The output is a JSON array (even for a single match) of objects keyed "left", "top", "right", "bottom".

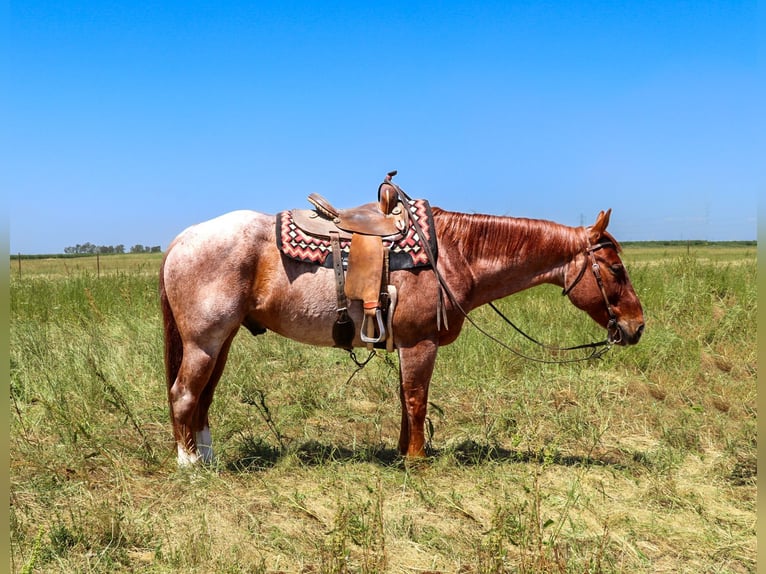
[{"left": 5, "top": 1, "right": 761, "bottom": 254}]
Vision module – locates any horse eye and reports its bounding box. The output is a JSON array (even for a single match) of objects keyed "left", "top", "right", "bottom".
[{"left": 610, "top": 263, "right": 624, "bottom": 275}]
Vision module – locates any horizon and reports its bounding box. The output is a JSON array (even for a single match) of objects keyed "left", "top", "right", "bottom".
[{"left": 9, "top": 235, "right": 759, "bottom": 259}]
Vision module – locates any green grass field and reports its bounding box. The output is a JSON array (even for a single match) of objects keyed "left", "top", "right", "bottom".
[{"left": 9, "top": 245, "right": 756, "bottom": 573}]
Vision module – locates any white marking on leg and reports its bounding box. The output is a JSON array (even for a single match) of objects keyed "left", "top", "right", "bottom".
[
  {"left": 177, "top": 443, "right": 200, "bottom": 467},
  {"left": 195, "top": 426, "right": 214, "bottom": 464}
]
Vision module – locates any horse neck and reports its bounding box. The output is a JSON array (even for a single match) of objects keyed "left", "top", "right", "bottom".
[{"left": 433, "top": 208, "right": 587, "bottom": 308}]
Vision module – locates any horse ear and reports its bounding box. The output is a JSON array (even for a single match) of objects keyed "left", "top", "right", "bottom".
[{"left": 589, "top": 208, "right": 612, "bottom": 244}]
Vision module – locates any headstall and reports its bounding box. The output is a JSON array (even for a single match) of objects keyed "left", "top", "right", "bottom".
[{"left": 562, "top": 242, "right": 621, "bottom": 344}]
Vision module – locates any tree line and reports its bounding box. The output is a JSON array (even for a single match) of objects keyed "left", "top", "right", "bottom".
[{"left": 64, "top": 243, "right": 162, "bottom": 255}]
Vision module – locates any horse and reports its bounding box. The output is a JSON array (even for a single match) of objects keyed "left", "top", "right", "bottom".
[{"left": 160, "top": 193, "right": 644, "bottom": 466}]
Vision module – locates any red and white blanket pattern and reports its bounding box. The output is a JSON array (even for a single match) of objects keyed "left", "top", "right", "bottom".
[{"left": 277, "top": 199, "right": 436, "bottom": 270}]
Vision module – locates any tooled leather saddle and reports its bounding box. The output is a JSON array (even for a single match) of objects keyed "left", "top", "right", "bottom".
[{"left": 276, "top": 171, "right": 438, "bottom": 351}]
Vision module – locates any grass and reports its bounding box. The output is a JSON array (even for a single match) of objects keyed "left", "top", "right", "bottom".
[{"left": 9, "top": 245, "right": 756, "bottom": 572}]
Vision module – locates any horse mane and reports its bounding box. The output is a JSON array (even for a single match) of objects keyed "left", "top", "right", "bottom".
[{"left": 431, "top": 207, "right": 588, "bottom": 263}]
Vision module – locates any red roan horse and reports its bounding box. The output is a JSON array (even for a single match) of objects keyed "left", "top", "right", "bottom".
[{"left": 160, "top": 187, "right": 644, "bottom": 465}]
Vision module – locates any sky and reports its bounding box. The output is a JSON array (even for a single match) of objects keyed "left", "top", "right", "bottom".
[{"left": 4, "top": 1, "right": 762, "bottom": 254}]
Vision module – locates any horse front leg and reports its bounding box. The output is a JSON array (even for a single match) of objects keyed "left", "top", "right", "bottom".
[{"left": 397, "top": 338, "right": 438, "bottom": 457}]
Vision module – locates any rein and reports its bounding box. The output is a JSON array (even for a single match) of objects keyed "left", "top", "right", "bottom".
[
  {"left": 382, "top": 172, "right": 616, "bottom": 364},
  {"left": 487, "top": 302, "right": 612, "bottom": 357},
  {"left": 484, "top": 241, "right": 620, "bottom": 361}
]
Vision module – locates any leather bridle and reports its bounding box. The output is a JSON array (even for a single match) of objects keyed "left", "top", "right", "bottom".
[{"left": 562, "top": 241, "right": 622, "bottom": 345}]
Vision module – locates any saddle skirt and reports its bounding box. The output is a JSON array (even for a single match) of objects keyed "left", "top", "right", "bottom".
[{"left": 276, "top": 199, "right": 437, "bottom": 271}]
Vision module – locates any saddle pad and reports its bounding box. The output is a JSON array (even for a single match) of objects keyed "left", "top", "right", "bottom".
[{"left": 276, "top": 199, "right": 437, "bottom": 271}]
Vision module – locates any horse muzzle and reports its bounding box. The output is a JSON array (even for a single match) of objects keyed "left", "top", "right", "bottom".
[{"left": 609, "top": 319, "right": 644, "bottom": 346}]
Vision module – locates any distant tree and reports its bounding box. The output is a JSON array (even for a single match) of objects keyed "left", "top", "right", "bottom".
[{"left": 63, "top": 242, "right": 157, "bottom": 254}]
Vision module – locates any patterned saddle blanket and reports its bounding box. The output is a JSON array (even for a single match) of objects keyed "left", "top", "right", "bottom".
[{"left": 276, "top": 199, "right": 437, "bottom": 271}]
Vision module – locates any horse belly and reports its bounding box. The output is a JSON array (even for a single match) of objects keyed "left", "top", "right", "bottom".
[{"left": 251, "top": 263, "right": 350, "bottom": 347}]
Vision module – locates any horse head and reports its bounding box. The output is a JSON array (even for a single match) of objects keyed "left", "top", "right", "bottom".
[{"left": 563, "top": 209, "right": 645, "bottom": 345}]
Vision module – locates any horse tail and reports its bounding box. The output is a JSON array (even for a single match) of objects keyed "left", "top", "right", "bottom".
[{"left": 159, "top": 256, "right": 182, "bottom": 405}]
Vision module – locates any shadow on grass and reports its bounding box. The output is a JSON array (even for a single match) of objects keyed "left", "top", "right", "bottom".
[
  {"left": 446, "top": 439, "right": 632, "bottom": 469},
  {"left": 225, "top": 436, "right": 639, "bottom": 473},
  {"left": 226, "top": 437, "right": 401, "bottom": 472}
]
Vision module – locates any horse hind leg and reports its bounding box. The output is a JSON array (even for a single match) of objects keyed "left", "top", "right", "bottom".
[
  {"left": 170, "top": 335, "right": 234, "bottom": 466},
  {"left": 170, "top": 346, "right": 215, "bottom": 465},
  {"left": 190, "top": 334, "right": 236, "bottom": 464}
]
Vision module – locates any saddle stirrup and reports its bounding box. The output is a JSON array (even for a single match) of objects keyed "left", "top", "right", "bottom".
[{"left": 360, "top": 306, "right": 386, "bottom": 345}]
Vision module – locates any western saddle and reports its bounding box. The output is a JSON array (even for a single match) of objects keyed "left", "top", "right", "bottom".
[{"left": 289, "top": 171, "right": 417, "bottom": 351}]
